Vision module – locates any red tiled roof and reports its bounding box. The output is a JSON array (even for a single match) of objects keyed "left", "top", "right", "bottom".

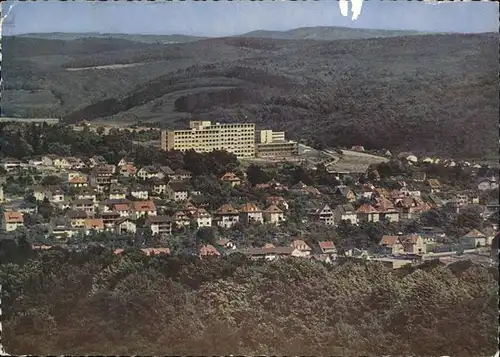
[
  {"left": 264, "top": 204, "right": 282, "bottom": 213},
  {"left": 84, "top": 218, "right": 104, "bottom": 230},
  {"left": 463, "top": 229, "right": 486, "bottom": 238},
  {"left": 199, "top": 244, "right": 221, "bottom": 256},
  {"left": 221, "top": 172, "right": 240, "bottom": 181},
  {"left": 356, "top": 204, "right": 378, "bottom": 214},
  {"left": 380, "top": 235, "right": 399, "bottom": 246},
  {"left": 216, "top": 204, "right": 239, "bottom": 214},
  {"left": 240, "top": 203, "right": 262, "bottom": 213},
  {"left": 133, "top": 201, "right": 156, "bottom": 212},
  {"left": 3, "top": 211, "right": 23, "bottom": 223},
  {"left": 318, "top": 241, "right": 336, "bottom": 250}
]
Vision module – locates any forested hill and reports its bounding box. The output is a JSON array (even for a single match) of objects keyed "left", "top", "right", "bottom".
[
  {"left": 1, "top": 241, "right": 498, "bottom": 356},
  {"left": 239, "top": 25, "right": 428, "bottom": 40},
  {"left": 2, "top": 31, "right": 498, "bottom": 159}
]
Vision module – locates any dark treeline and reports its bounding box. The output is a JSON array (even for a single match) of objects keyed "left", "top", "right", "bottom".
[{"left": 0, "top": 240, "right": 498, "bottom": 356}]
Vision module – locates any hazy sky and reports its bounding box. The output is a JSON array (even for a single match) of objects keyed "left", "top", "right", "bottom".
[{"left": 2, "top": 0, "right": 498, "bottom": 36}]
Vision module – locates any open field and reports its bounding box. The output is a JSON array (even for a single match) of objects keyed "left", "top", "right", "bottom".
[
  {"left": 325, "top": 149, "right": 389, "bottom": 173},
  {"left": 65, "top": 62, "right": 146, "bottom": 71}
]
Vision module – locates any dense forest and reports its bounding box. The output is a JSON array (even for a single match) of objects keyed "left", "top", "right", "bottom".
[
  {"left": 0, "top": 240, "right": 498, "bottom": 356},
  {"left": 2, "top": 31, "right": 498, "bottom": 159}
]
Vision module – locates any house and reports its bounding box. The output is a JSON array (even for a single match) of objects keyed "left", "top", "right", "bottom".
[
  {"left": 117, "top": 157, "right": 134, "bottom": 167},
  {"left": 29, "top": 186, "right": 47, "bottom": 201},
  {"left": 109, "top": 187, "right": 127, "bottom": 200},
  {"left": 75, "top": 188, "right": 98, "bottom": 203},
  {"left": 130, "top": 185, "right": 149, "bottom": 200},
  {"left": 132, "top": 201, "right": 157, "bottom": 218},
  {"left": 2, "top": 211, "right": 24, "bottom": 232},
  {"left": 290, "top": 181, "right": 321, "bottom": 195},
  {"left": 256, "top": 180, "right": 288, "bottom": 192},
  {"left": 0, "top": 186, "right": 4, "bottom": 203},
  {"left": 290, "top": 239, "right": 312, "bottom": 256},
  {"left": 66, "top": 157, "right": 86, "bottom": 170},
  {"left": 172, "top": 211, "right": 191, "bottom": 228},
  {"left": 426, "top": 179, "right": 442, "bottom": 193},
  {"left": 239, "top": 203, "right": 264, "bottom": 224},
  {"left": 350, "top": 145, "right": 365, "bottom": 152},
  {"left": 65, "top": 210, "right": 88, "bottom": 228},
  {"left": 41, "top": 155, "right": 59, "bottom": 167},
  {"left": 166, "top": 182, "right": 189, "bottom": 202},
  {"left": 220, "top": 172, "right": 242, "bottom": 187},
  {"left": 402, "top": 234, "right": 427, "bottom": 254},
  {"left": 169, "top": 169, "right": 192, "bottom": 182},
  {"left": 84, "top": 218, "right": 105, "bottom": 234},
  {"left": 118, "top": 163, "right": 137, "bottom": 177},
  {"left": 115, "top": 218, "right": 137, "bottom": 235},
  {"left": 89, "top": 165, "right": 117, "bottom": 191},
  {"left": 28, "top": 157, "right": 44, "bottom": 166},
  {"left": 45, "top": 187, "right": 65, "bottom": 203},
  {"left": 140, "top": 248, "right": 171, "bottom": 256},
  {"left": 101, "top": 211, "right": 121, "bottom": 228},
  {"left": 359, "top": 185, "right": 375, "bottom": 199},
  {"left": 309, "top": 204, "right": 335, "bottom": 226},
  {"left": 149, "top": 179, "right": 168, "bottom": 196},
  {"left": 199, "top": 244, "right": 222, "bottom": 258},
  {"left": 50, "top": 219, "right": 77, "bottom": 239},
  {"left": 318, "top": 241, "right": 337, "bottom": 255},
  {"left": 334, "top": 185, "right": 356, "bottom": 202},
  {"left": 380, "top": 235, "right": 405, "bottom": 255},
  {"left": 146, "top": 215, "right": 172, "bottom": 236},
  {"left": 310, "top": 254, "right": 333, "bottom": 264},
  {"left": 159, "top": 166, "right": 175, "bottom": 177},
  {"left": 477, "top": 178, "right": 499, "bottom": 191},
  {"left": 87, "top": 155, "right": 107, "bottom": 168},
  {"left": 262, "top": 205, "right": 285, "bottom": 225},
  {"left": 137, "top": 166, "right": 164, "bottom": 180},
  {"left": 1, "top": 157, "right": 23, "bottom": 172},
  {"left": 54, "top": 157, "right": 71, "bottom": 170},
  {"left": 13, "top": 201, "right": 36, "bottom": 215},
  {"left": 191, "top": 208, "right": 212, "bottom": 228},
  {"left": 71, "top": 199, "right": 95, "bottom": 215},
  {"left": 182, "top": 200, "right": 198, "bottom": 216},
  {"left": 356, "top": 204, "right": 379, "bottom": 223},
  {"left": 214, "top": 204, "right": 240, "bottom": 228},
  {"left": 374, "top": 197, "right": 399, "bottom": 222},
  {"left": 461, "top": 229, "right": 487, "bottom": 248},
  {"left": 266, "top": 196, "right": 289, "bottom": 210},
  {"left": 405, "top": 155, "right": 418, "bottom": 164},
  {"left": 107, "top": 202, "right": 132, "bottom": 218},
  {"left": 334, "top": 204, "right": 358, "bottom": 225},
  {"left": 482, "top": 227, "right": 497, "bottom": 246},
  {"left": 68, "top": 174, "right": 88, "bottom": 188},
  {"left": 380, "top": 234, "right": 426, "bottom": 255}
]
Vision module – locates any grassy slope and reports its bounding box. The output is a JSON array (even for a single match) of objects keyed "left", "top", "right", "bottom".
[{"left": 1, "top": 30, "right": 498, "bottom": 159}]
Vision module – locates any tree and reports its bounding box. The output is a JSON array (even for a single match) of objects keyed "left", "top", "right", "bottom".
[
  {"left": 246, "top": 164, "right": 270, "bottom": 186},
  {"left": 196, "top": 226, "right": 216, "bottom": 245},
  {"left": 96, "top": 126, "right": 105, "bottom": 136},
  {"left": 37, "top": 198, "right": 53, "bottom": 220},
  {"left": 41, "top": 175, "right": 62, "bottom": 187}
]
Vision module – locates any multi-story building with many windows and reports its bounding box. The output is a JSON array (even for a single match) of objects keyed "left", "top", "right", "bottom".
[
  {"left": 256, "top": 130, "right": 298, "bottom": 158},
  {"left": 161, "top": 121, "right": 256, "bottom": 158}
]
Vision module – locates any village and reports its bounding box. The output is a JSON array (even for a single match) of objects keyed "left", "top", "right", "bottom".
[{"left": 1, "top": 124, "right": 498, "bottom": 270}]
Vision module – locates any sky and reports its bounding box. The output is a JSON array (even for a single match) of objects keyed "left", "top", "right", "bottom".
[{"left": 2, "top": 0, "right": 499, "bottom": 37}]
